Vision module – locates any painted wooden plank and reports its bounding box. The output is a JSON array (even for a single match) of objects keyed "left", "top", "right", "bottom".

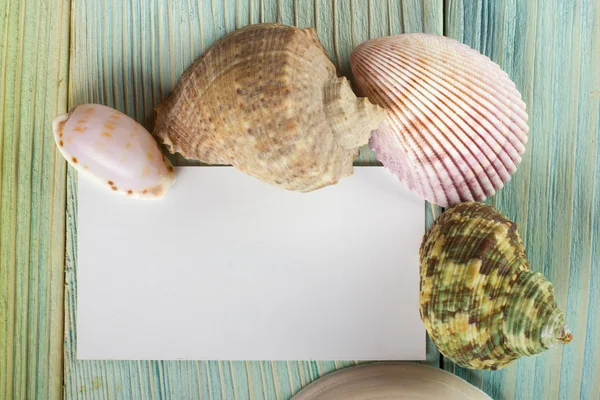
[
  {"left": 294, "top": 0, "right": 312, "bottom": 28},
  {"left": 445, "top": 1, "right": 600, "bottom": 399},
  {"left": 279, "top": 0, "right": 294, "bottom": 26},
  {"left": 64, "top": 1, "right": 441, "bottom": 398},
  {"left": 369, "top": 0, "right": 391, "bottom": 39},
  {"left": 0, "top": 0, "right": 70, "bottom": 399},
  {"left": 388, "top": 0, "right": 404, "bottom": 36},
  {"left": 315, "top": 0, "right": 335, "bottom": 65},
  {"left": 514, "top": 2, "right": 558, "bottom": 398},
  {"left": 560, "top": 2, "right": 600, "bottom": 399},
  {"left": 581, "top": 138, "right": 600, "bottom": 400},
  {"left": 401, "top": 0, "right": 423, "bottom": 33},
  {"left": 332, "top": 0, "right": 354, "bottom": 76}
]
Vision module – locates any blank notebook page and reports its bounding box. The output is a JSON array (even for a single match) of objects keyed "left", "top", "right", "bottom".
[{"left": 77, "top": 166, "right": 425, "bottom": 360}]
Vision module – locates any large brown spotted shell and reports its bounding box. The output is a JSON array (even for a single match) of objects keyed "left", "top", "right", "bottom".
[
  {"left": 153, "top": 24, "right": 384, "bottom": 192},
  {"left": 419, "top": 202, "right": 571, "bottom": 370}
]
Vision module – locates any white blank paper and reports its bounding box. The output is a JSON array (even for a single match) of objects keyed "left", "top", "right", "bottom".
[{"left": 77, "top": 167, "right": 425, "bottom": 360}]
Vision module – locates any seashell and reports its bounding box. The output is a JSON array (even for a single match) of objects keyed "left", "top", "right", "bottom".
[
  {"left": 53, "top": 104, "right": 176, "bottom": 199},
  {"left": 153, "top": 23, "right": 385, "bottom": 192},
  {"left": 419, "top": 202, "right": 571, "bottom": 370},
  {"left": 351, "top": 34, "right": 529, "bottom": 207},
  {"left": 292, "top": 363, "right": 491, "bottom": 399}
]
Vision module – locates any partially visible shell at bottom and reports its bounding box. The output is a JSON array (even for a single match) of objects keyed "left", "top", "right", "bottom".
[{"left": 292, "top": 363, "right": 491, "bottom": 399}]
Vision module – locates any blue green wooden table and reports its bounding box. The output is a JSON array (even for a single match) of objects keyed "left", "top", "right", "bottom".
[{"left": 1, "top": 0, "right": 599, "bottom": 399}]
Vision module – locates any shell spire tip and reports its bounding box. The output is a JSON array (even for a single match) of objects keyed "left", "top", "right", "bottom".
[{"left": 559, "top": 327, "right": 573, "bottom": 344}]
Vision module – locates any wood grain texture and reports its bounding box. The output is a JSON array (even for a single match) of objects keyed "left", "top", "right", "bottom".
[
  {"left": 0, "top": 0, "right": 589, "bottom": 398},
  {"left": 444, "top": 1, "right": 600, "bottom": 399},
  {"left": 0, "top": 0, "right": 70, "bottom": 399},
  {"left": 64, "top": 1, "right": 441, "bottom": 399}
]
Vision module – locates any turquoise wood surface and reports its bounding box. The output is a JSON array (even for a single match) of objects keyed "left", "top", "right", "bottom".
[
  {"left": 1, "top": 0, "right": 598, "bottom": 399},
  {"left": 443, "top": 2, "right": 600, "bottom": 399},
  {"left": 0, "top": 0, "right": 69, "bottom": 399}
]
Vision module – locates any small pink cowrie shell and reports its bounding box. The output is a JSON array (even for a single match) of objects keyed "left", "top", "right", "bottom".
[{"left": 53, "top": 104, "right": 176, "bottom": 199}]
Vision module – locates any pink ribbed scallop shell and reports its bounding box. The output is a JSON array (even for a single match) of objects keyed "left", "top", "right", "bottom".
[{"left": 351, "top": 34, "right": 529, "bottom": 207}]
